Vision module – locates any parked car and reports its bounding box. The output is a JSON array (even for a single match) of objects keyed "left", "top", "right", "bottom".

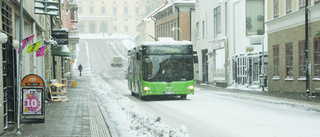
[{"left": 111, "top": 56, "right": 122, "bottom": 67}]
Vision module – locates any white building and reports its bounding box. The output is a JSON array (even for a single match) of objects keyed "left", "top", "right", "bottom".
[{"left": 192, "top": 0, "right": 267, "bottom": 88}]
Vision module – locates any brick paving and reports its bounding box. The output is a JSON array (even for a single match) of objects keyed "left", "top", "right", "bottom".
[{"left": 1, "top": 75, "right": 111, "bottom": 137}]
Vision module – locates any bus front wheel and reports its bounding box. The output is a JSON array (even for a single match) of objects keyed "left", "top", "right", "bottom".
[
  {"left": 139, "top": 93, "right": 145, "bottom": 100},
  {"left": 180, "top": 95, "right": 187, "bottom": 99}
]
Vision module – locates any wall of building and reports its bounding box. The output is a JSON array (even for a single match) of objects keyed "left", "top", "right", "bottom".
[
  {"left": 268, "top": 20, "right": 320, "bottom": 93},
  {"left": 77, "top": 0, "right": 146, "bottom": 35}
]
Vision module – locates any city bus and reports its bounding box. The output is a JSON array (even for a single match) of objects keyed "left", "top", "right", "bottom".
[{"left": 127, "top": 37, "right": 197, "bottom": 100}]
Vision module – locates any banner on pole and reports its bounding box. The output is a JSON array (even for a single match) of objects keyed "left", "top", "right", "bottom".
[
  {"left": 26, "top": 41, "right": 41, "bottom": 53},
  {"left": 36, "top": 46, "right": 46, "bottom": 57},
  {"left": 18, "top": 34, "right": 35, "bottom": 54}
]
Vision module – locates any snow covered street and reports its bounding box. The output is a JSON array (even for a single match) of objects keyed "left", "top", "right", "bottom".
[{"left": 77, "top": 38, "right": 320, "bottom": 137}]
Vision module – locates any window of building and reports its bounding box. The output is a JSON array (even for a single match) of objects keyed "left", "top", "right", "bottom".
[
  {"left": 78, "top": 23, "right": 84, "bottom": 33},
  {"left": 299, "top": 0, "right": 305, "bottom": 9},
  {"left": 246, "top": 0, "right": 264, "bottom": 36},
  {"left": 206, "top": 13, "right": 208, "bottom": 36},
  {"left": 214, "top": 6, "right": 221, "bottom": 38},
  {"left": 286, "top": 43, "right": 293, "bottom": 78},
  {"left": 299, "top": 40, "right": 306, "bottom": 77},
  {"left": 286, "top": 0, "right": 292, "bottom": 13},
  {"left": 78, "top": 7, "right": 82, "bottom": 13},
  {"left": 90, "top": 22, "right": 95, "bottom": 33},
  {"left": 174, "top": 22, "right": 177, "bottom": 40},
  {"left": 113, "top": 2, "right": 117, "bottom": 15},
  {"left": 124, "top": 7, "right": 128, "bottom": 15},
  {"left": 101, "top": 7, "right": 105, "bottom": 14},
  {"left": 273, "top": 45, "right": 279, "bottom": 77},
  {"left": 202, "top": 21, "right": 205, "bottom": 38},
  {"left": 196, "top": 22, "right": 199, "bottom": 38},
  {"left": 125, "top": 26, "right": 128, "bottom": 32},
  {"left": 70, "top": 8, "right": 78, "bottom": 22},
  {"left": 90, "top": 7, "right": 94, "bottom": 14},
  {"left": 124, "top": 2, "right": 128, "bottom": 15},
  {"left": 274, "top": 0, "right": 279, "bottom": 17},
  {"left": 113, "top": 7, "right": 117, "bottom": 15},
  {"left": 170, "top": 23, "right": 173, "bottom": 37},
  {"left": 136, "top": 2, "right": 140, "bottom": 15},
  {"left": 113, "top": 26, "right": 117, "bottom": 33},
  {"left": 101, "top": 23, "right": 107, "bottom": 33},
  {"left": 314, "top": 38, "right": 320, "bottom": 77}
]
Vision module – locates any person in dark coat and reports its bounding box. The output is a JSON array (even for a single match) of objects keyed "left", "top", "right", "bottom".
[{"left": 78, "top": 64, "right": 83, "bottom": 76}]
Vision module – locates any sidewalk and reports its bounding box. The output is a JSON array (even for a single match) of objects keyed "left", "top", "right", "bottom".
[
  {"left": 2, "top": 74, "right": 111, "bottom": 137},
  {"left": 197, "top": 83, "right": 320, "bottom": 112}
]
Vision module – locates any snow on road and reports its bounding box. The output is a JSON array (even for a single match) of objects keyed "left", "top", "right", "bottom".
[
  {"left": 88, "top": 70, "right": 320, "bottom": 137},
  {"left": 79, "top": 37, "right": 320, "bottom": 137},
  {"left": 89, "top": 73, "right": 189, "bottom": 137}
]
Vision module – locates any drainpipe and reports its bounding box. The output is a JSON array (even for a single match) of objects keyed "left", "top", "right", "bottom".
[
  {"left": 233, "top": 0, "right": 240, "bottom": 56},
  {"left": 17, "top": 0, "right": 23, "bottom": 134},
  {"left": 233, "top": 0, "right": 240, "bottom": 86},
  {"left": 305, "top": 0, "right": 310, "bottom": 96},
  {"left": 173, "top": 4, "right": 180, "bottom": 41},
  {"left": 151, "top": 16, "right": 157, "bottom": 40}
]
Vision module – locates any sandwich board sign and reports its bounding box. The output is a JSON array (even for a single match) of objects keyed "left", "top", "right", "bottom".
[{"left": 21, "top": 74, "right": 45, "bottom": 123}]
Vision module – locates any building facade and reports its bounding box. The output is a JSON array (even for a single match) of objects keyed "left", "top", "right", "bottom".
[
  {"left": 0, "top": 0, "right": 48, "bottom": 133},
  {"left": 137, "top": 1, "right": 169, "bottom": 45},
  {"left": 192, "top": 0, "right": 267, "bottom": 88},
  {"left": 266, "top": 0, "right": 320, "bottom": 94},
  {"left": 0, "top": 0, "right": 78, "bottom": 134},
  {"left": 153, "top": 1, "right": 194, "bottom": 42},
  {"left": 77, "top": 0, "right": 146, "bottom": 35}
]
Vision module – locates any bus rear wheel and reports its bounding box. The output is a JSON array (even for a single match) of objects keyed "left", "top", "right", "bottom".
[{"left": 180, "top": 95, "right": 187, "bottom": 99}]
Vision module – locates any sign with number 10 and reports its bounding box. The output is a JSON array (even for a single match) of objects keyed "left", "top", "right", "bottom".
[{"left": 22, "top": 88, "right": 42, "bottom": 115}]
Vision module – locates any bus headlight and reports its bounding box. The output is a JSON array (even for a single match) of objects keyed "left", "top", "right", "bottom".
[
  {"left": 144, "top": 87, "right": 151, "bottom": 90},
  {"left": 187, "top": 86, "right": 194, "bottom": 89}
]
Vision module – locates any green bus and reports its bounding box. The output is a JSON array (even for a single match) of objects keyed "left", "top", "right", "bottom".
[{"left": 127, "top": 37, "right": 197, "bottom": 99}]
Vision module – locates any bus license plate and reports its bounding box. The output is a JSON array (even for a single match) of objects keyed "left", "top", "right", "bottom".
[{"left": 164, "top": 91, "right": 175, "bottom": 95}]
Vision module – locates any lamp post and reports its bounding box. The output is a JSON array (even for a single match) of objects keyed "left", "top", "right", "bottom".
[{"left": 171, "top": 27, "right": 182, "bottom": 41}]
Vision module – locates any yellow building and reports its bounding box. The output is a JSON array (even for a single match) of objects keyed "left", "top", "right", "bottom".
[
  {"left": 77, "top": 0, "right": 147, "bottom": 35},
  {"left": 266, "top": 0, "right": 320, "bottom": 94}
]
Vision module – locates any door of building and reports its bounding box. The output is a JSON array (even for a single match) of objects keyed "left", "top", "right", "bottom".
[
  {"left": 202, "top": 49, "right": 208, "bottom": 83},
  {"left": 2, "top": 2, "right": 15, "bottom": 129}
]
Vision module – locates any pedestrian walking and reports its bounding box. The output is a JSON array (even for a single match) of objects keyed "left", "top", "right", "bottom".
[{"left": 78, "top": 64, "right": 83, "bottom": 76}]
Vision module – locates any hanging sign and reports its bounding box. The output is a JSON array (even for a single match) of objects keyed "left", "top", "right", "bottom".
[
  {"left": 18, "top": 34, "right": 35, "bottom": 54},
  {"left": 26, "top": 41, "right": 42, "bottom": 53},
  {"left": 36, "top": 45, "right": 46, "bottom": 57}
]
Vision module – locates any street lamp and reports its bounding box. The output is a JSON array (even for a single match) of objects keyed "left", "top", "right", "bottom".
[
  {"left": 315, "top": 28, "right": 320, "bottom": 39},
  {"left": 171, "top": 27, "right": 182, "bottom": 41}
]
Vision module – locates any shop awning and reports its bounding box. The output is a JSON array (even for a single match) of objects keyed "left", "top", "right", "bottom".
[{"left": 51, "top": 45, "right": 70, "bottom": 57}]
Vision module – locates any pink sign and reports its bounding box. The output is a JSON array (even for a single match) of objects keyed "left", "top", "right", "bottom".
[
  {"left": 36, "top": 45, "right": 46, "bottom": 57},
  {"left": 18, "top": 34, "right": 35, "bottom": 54},
  {"left": 22, "top": 89, "right": 42, "bottom": 115}
]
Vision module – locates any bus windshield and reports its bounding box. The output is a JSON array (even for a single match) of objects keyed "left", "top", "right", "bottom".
[{"left": 143, "top": 55, "right": 193, "bottom": 82}]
